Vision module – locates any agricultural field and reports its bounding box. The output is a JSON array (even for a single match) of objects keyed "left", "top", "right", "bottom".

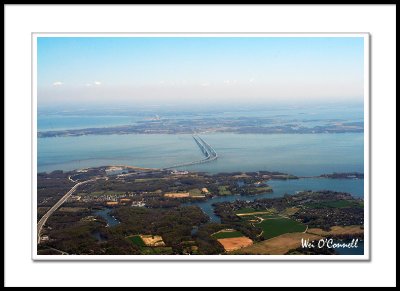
[
  {"left": 218, "top": 237, "right": 253, "bottom": 252},
  {"left": 188, "top": 188, "right": 206, "bottom": 198},
  {"left": 126, "top": 234, "right": 165, "bottom": 247},
  {"left": 140, "top": 235, "right": 166, "bottom": 247},
  {"left": 126, "top": 234, "right": 171, "bottom": 254},
  {"left": 127, "top": 235, "right": 146, "bottom": 247},
  {"left": 235, "top": 208, "right": 257, "bottom": 214},
  {"left": 235, "top": 208, "right": 307, "bottom": 240},
  {"left": 306, "top": 225, "right": 364, "bottom": 237},
  {"left": 211, "top": 229, "right": 253, "bottom": 252},
  {"left": 281, "top": 207, "right": 300, "bottom": 216},
  {"left": 164, "top": 192, "right": 190, "bottom": 198},
  {"left": 258, "top": 218, "right": 307, "bottom": 239},
  {"left": 188, "top": 188, "right": 202, "bottom": 196},
  {"left": 232, "top": 232, "right": 322, "bottom": 255},
  {"left": 235, "top": 208, "right": 276, "bottom": 216}
]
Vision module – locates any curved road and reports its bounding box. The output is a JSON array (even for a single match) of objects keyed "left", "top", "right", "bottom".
[
  {"left": 37, "top": 177, "right": 105, "bottom": 244},
  {"left": 164, "top": 135, "right": 218, "bottom": 169}
]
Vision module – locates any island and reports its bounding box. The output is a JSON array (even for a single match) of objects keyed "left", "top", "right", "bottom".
[{"left": 37, "top": 116, "right": 364, "bottom": 138}]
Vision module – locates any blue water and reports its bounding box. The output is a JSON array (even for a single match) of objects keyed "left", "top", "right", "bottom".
[
  {"left": 93, "top": 208, "right": 120, "bottom": 227},
  {"left": 38, "top": 114, "right": 139, "bottom": 131},
  {"left": 334, "top": 239, "right": 364, "bottom": 255},
  {"left": 37, "top": 134, "right": 202, "bottom": 173},
  {"left": 267, "top": 178, "right": 364, "bottom": 198},
  {"left": 37, "top": 107, "right": 365, "bottom": 255},
  {"left": 38, "top": 133, "right": 364, "bottom": 176}
]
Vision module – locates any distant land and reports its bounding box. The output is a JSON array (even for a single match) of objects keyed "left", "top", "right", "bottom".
[
  {"left": 320, "top": 172, "right": 364, "bottom": 179},
  {"left": 38, "top": 116, "right": 363, "bottom": 138}
]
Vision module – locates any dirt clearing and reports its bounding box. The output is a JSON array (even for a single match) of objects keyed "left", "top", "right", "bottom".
[{"left": 217, "top": 237, "right": 253, "bottom": 252}]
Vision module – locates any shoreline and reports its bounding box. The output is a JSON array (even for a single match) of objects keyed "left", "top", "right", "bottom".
[{"left": 40, "top": 164, "right": 364, "bottom": 182}]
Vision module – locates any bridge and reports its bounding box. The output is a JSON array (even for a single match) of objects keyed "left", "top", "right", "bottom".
[{"left": 164, "top": 134, "right": 218, "bottom": 169}]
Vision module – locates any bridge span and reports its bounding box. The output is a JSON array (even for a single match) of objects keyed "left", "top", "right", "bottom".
[{"left": 164, "top": 135, "right": 218, "bottom": 169}]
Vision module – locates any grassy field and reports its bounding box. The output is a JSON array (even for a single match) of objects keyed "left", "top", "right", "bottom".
[
  {"left": 282, "top": 207, "right": 300, "bottom": 216},
  {"left": 235, "top": 208, "right": 276, "bottom": 217},
  {"left": 306, "top": 200, "right": 363, "bottom": 209},
  {"left": 307, "top": 225, "right": 364, "bottom": 236},
  {"left": 258, "top": 218, "right": 307, "bottom": 240},
  {"left": 232, "top": 232, "right": 322, "bottom": 255},
  {"left": 126, "top": 235, "right": 146, "bottom": 247},
  {"left": 257, "top": 214, "right": 282, "bottom": 219},
  {"left": 189, "top": 188, "right": 203, "bottom": 196},
  {"left": 240, "top": 216, "right": 262, "bottom": 222},
  {"left": 211, "top": 230, "right": 244, "bottom": 239},
  {"left": 218, "top": 186, "right": 232, "bottom": 195},
  {"left": 251, "top": 186, "right": 272, "bottom": 193},
  {"left": 235, "top": 208, "right": 256, "bottom": 214},
  {"left": 134, "top": 178, "right": 162, "bottom": 182}
]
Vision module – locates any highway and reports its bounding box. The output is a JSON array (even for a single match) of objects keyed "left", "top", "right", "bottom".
[
  {"left": 164, "top": 134, "right": 218, "bottom": 169},
  {"left": 37, "top": 177, "right": 105, "bottom": 244},
  {"left": 37, "top": 135, "right": 217, "bottom": 243}
]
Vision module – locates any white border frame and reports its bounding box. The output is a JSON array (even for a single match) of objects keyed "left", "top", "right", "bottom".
[{"left": 32, "top": 32, "right": 370, "bottom": 261}]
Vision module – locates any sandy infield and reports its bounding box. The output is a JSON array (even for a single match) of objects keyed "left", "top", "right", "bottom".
[
  {"left": 164, "top": 192, "right": 190, "bottom": 198},
  {"left": 217, "top": 237, "right": 254, "bottom": 252},
  {"left": 140, "top": 235, "right": 166, "bottom": 247}
]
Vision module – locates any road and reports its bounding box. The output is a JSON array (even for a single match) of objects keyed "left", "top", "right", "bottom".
[
  {"left": 164, "top": 134, "right": 218, "bottom": 169},
  {"left": 37, "top": 177, "right": 105, "bottom": 244}
]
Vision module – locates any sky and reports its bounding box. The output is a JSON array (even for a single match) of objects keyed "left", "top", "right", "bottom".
[{"left": 37, "top": 36, "right": 364, "bottom": 108}]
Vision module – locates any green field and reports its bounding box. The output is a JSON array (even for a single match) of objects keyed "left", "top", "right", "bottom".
[
  {"left": 189, "top": 188, "right": 203, "bottom": 196},
  {"left": 134, "top": 178, "right": 161, "bottom": 183},
  {"left": 257, "top": 214, "right": 282, "bottom": 219},
  {"left": 218, "top": 186, "right": 232, "bottom": 195},
  {"left": 306, "top": 200, "right": 363, "bottom": 209},
  {"left": 235, "top": 208, "right": 256, "bottom": 214},
  {"left": 249, "top": 186, "right": 272, "bottom": 193},
  {"left": 211, "top": 230, "right": 244, "bottom": 239},
  {"left": 127, "top": 235, "right": 146, "bottom": 247},
  {"left": 240, "top": 216, "right": 261, "bottom": 221},
  {"left": 235, "top": 208, "right": 275, "bottom": 215},
  {"left": 258, "top": 218, "right": 307, "bottom": 240}
]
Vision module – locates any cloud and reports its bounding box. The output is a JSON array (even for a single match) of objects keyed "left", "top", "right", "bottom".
[
  {"left": 85, "top": 81, "right": 102, "bottom": 87},
  {"left": 52, "top": 81, "right": 63, "bottom": 86}
]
